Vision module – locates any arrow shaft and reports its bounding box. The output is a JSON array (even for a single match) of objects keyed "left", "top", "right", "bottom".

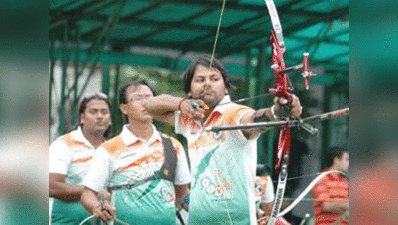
[
  {"left": 302, "top": 107, "right": 349, "bottom": 123},
  {"left": 206, "top": 108, "right": 349, "bottom": 132}
]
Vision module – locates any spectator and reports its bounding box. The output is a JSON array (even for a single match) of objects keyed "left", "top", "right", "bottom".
[
  {"left": 312, "top": 147, "right": 349, "bottom": 225},
  {"left": 255, "top": 164, "right": 274, "bottom": 224}
]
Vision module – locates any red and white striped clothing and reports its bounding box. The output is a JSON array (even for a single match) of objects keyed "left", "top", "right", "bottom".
[{"left": 312, "top": 169, "right": 349, "bottom": 225}]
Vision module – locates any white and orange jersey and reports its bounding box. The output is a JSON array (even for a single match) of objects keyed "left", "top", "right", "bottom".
[
  {"left": 255, "top": 175, "right": 275, "bottom": 207},
  {"left": 49, "top": 126, "right": 96, "bottom": 224},
  {"left": 82, "top": 125, "right": 190, "bottom": 224},
  {"left": 49, "top": 126, "right": 96, "bottom": 185},
  {"left": 175, "top": 95, "right": 260, "bottom": 225}
]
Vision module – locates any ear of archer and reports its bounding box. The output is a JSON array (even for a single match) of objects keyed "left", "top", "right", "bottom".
[{"left": 119, "top": 104, "right": 128, "bottom": 116}]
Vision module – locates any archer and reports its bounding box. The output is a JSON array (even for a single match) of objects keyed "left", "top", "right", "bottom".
[
  {"left": 143, "top": 55, "right": 302, "bottom": 225},
  {"left": 80, "top": 80, "right": 191, "bottom": 225}
]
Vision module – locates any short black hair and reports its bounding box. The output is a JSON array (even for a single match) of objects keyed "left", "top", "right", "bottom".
[
  {"left": 119, "top": 79, "right": 156, "bottom": 105},
  {"left": 78, "top": 93, "right": 113, "bottom": 139},
  {"left": 182, "top": 54, "right": 231, "bottom": 94},
  {"left": 322, "top": 146, "right": 349, "bottom": 169},
  {"left": 256, "top": 164, "right": 271, "bottom": 176}
]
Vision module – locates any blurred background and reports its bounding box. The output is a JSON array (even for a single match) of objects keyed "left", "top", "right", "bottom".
[{"left": 0, "top": 0, "right": 396, "bottom": 224}]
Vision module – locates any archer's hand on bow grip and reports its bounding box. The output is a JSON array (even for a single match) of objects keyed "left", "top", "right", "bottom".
[
  {"left": 179, "top": 98, "right": 206, "bottom": 120},
  {"left": 273, "top": 94, "right": 302, "bottom": 119}
]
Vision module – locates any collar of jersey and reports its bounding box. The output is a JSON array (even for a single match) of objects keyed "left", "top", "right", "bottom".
[
  {"left": 120, "top": 124, "right": 162, "bottom": 147},
  {"left": 212, "top": 95, "right": 232, "bottom": 113},
  {"left": 70, "top": 126, "right": 95, "bottom": 148},
  {"left": 201, "top": 95, "right": 232, "bottom": 128}
]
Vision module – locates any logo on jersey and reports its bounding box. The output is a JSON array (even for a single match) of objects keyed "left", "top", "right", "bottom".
[{"left": 199, "top": 170, "right": 231, "bottom": 198}]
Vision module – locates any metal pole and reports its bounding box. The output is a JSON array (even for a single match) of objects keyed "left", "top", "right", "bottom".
[
  {"left": 102, "top": 64, "right": 110, "bottom": 96},
  {"left": 67, "top": 0, "right": 126, "bottom": 101},
  {"left": 72, "top": 24, "right": 81, "bottom": 126},
  {"left": 49, "top": 38, "right": 56, "bottom": 141},
  {"left": 58, "top": 20, "right": 70, "bottom": 136},
  {"left": 112, "top": 64, "right": 124, "bottom": 134}
]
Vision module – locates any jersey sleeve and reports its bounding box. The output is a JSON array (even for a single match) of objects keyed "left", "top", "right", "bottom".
[
  {"left": 82, "top": 147, "right": 113, "bottom": 192},
  {"left": 175, "top": 111, "right": 197, "bottom": 138},
  {"left": 49, "top": 138, "right": 71, "bottom": 175},
  {"left": 175, "top": 111, "right": 184, "bottom": 135},
  {"left": 172, "top": 139, "right": 191, "bottom": 186},
  {"left": 223, "top": 106, "right": 259, "bottom": 143},
  {"left": 175, "top": 111, "right": 180, "bottom": 132}
]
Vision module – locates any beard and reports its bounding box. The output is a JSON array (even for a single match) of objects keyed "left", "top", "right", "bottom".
[
  {"left": 201, "top": 94, "right": 223, "bottom": 109},
  {"left": 93, "top": 125, "right": 109, "bottom": 134}
]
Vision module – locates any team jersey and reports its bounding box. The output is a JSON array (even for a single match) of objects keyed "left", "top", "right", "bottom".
[
  {"left": 49, "top": 127, "right": 94, "bottom": 224},
  {"left": 175, "top": 95, "right": 260, "bottom": 225},
  {"left": 312, "top": 169, "right": 349, "bottom": 225},
  {"left": 255, "top": 175, "right": 275, "bottom": 207},
  {"left": 83, "top": 125, "right": 190, "bottom": 225}
]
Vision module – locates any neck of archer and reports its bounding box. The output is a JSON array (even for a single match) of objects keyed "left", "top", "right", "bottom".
[
  {"left": 82, "top": 127, "right": 106, "bottom": 148},
  {"left": 127, "top": 120, "right": 154, "bottom": 141}
]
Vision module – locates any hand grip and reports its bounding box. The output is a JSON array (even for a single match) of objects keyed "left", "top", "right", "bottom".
[{"left": 276, "top": 98, "right": 292, "bottom": 119}]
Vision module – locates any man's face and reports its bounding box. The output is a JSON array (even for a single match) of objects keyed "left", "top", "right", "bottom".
[
  {"left": 121, "top": 85, "right": 154, "bottom": 123},
  {"left": 80, "top": 99, "right": 112, "bottom": 134},
  {"left": 190, "top": 64, "right": 226, "bottom": 108},
  {"left": 335, "top": 151, "right": 349, "bottom": 173}
]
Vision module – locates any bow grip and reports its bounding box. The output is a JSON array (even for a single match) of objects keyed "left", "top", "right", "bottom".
[{"left": 275, "top": 97, "right": 292, "bottom": 119}]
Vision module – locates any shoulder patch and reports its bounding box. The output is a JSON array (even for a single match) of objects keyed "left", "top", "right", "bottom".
[
  {"left": 223, "top": 105, "right": 253, "bottom": 125},
  {"left": 62, "top": 134, "right": 88, "bottom": 148},
  {"left": 204, "top": 111, "right": 222, "bottom": 127},
  {"left": 101, "top": 136, "right": 126, "bottom": 154}
]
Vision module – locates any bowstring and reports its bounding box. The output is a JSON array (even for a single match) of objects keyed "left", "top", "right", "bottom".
[
  {"left": 271, "top": 171, "right": 327, "bottom": 183},
  {"left": 209, "top": 0, "right": 227, "bottom": 70},
  {"left": 283, "top": 197, "right": 349, "bottom": 202},
  {"left": 333, "top": 210, "right": 349, "bottom": 225},
  {"left": 277, "top": 170, "right": 345, "bottom": 218},
  {"left": 217, "top": 93, "right": 275, "bottom": 107},
  {"left": 207, "top": 0, "right": 234, "bottom": 224},
  {"left": 79, "top": 216, "right": 130, "bottom": 225},
  {"left": 270, "top": 171, "right": 348, "bottom": 185}
]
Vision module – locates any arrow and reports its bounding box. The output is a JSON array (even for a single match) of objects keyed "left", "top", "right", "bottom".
[{"left": 205, "top": 108, "right": 348, "bottom": 132}]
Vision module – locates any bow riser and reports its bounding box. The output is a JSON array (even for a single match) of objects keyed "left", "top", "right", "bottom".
[
  {"left": 269, "top": 30, "right": 292, "bottom": 175},
  {"left": 269, "top": 31, "right": 291, "bottom": 100},
  {"left": 276, "top": 127, "right": 291, "bottom": 172}
]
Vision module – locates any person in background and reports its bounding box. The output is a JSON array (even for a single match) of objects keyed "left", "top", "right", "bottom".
[
  {"left": 142, "top": 55, "right": 302, "bottom": 224},
  {"left": 80, "top": 80, "right": 191, "bottom": 225},
  {"left": 255, "top": 164, "right": 275, "bottom": 224},
  {"left": 49, "top": 93, "right": 113, "bottom": 224},
  {"left": 256, "top": 164, "right": 292, "bottom": 225},
  {"left": 312, "top": 147, "right": 349, "bottom": 225}
]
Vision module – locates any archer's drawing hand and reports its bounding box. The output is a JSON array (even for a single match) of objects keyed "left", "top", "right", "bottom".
[
  {"left": 180, "top": 98, "right": 206, "bottom": 120},
  {"left": 273, "top": 94, "right": 302, "bottom": 119}
]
